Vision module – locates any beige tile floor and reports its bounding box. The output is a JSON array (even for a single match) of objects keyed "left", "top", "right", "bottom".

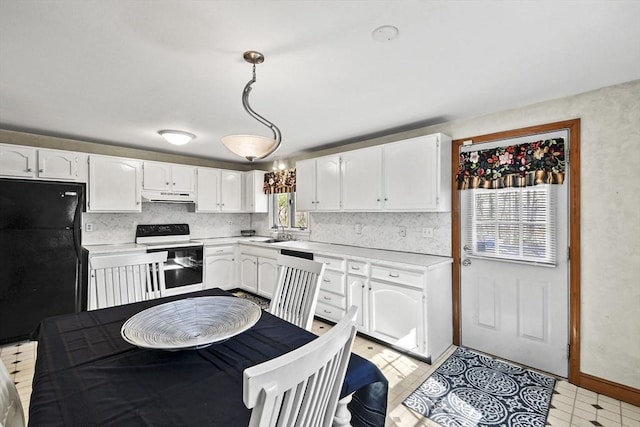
[{"left": 2, "top": 320, "right": 639, "bottom": 427}]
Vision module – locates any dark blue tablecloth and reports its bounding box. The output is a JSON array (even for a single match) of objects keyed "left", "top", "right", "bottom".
[{"left": 28, "top": 288, "right": 387, "bottom": 426}]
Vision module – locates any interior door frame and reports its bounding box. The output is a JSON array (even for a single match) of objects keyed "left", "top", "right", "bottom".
[{"left": 451, "top": 118, "right": 581, "bottom": 384}]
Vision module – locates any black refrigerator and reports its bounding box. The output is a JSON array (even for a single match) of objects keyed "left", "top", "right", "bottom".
[{"left": 0, "top": 178, "right": 85, "bottom": 344}]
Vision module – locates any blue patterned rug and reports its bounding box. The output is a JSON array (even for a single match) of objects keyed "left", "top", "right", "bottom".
[{"left": 403, "top": 347, "right": 555, "bottom": 427}]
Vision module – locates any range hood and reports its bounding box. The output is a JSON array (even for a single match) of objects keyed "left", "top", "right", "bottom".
[{"left": 141, "top": 190, "right": 195, "bottom": 203}]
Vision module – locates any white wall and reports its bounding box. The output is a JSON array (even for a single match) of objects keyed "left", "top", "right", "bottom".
[
  {"left": 301, "top": 79, "right": 640, "bottom": 389},
  {"left": 432, "top": 79, "right": 640, "bottom": 389}
]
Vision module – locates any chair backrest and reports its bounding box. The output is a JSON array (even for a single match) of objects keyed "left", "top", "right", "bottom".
[
  {"left": 243, "top": 306, "right": 358, "bottom": 427},
  {"left": 269, "top": 254, "right": 326, "bottom": 331},
  {"left": 89, "top": 251, "right": 167, "bottom": 310},
  {"left": 1, "top": 359, "right": 24, "bottom": 427}
]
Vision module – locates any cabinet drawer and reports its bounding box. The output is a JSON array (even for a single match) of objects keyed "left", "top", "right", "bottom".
[
  {"left": 347, "top": 260, "right": 368, "bottom": 276},
  {"left": 370, "top": 265, "right": 424, "bottom": 289},
  {"left": 318, "top": 290, "right": 346, "bottom": 309},
  {"left": 204, "top": 245, "right": 235, "bottom": 256},
  {"left": 316, "top": 301, "right": 346, "bottom": 323},
  {"left": 320, "top": 270, "right": 345, "bottom": 295},
  {"left": 315, "top": 255, "right": 345, "bottom": 272}
]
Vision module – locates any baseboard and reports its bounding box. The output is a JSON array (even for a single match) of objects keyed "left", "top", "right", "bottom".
[{"left": 579, "top": 372, "right": 640, "bottom": 407}]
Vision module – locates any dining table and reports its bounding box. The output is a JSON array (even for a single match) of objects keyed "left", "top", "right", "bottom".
[{"left": 28, "top": 288, "right": 388, "bottom": 426}]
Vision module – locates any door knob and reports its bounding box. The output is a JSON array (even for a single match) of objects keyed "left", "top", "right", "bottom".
[{"left": 462, "top": 259, "right": 472, "bottom": 266}]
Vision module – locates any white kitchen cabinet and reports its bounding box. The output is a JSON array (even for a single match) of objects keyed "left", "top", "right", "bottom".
[
  {"left": 383, "top": 134, "right": 451, "bottom": 211},
  {"left": 196, "top": 168, "right": 242, "bottom": 212},
  {"left": 239, "top": 246, "right": 279, "bottom": 299},
  {"left": 341, "top": 147, "right": 383, "bottom": 211},
  {"left": 204, "top": 245, "right": 236, "bottom": 290},
  {"left": 296, "top": 155, "right": 341, "bottom": 211},
  {"left": 242, "top": 170, "right": 268, "bottom": 213},
  {"left": 368, "top": 279, "right": 424, "bottom": 354},
  {"left": 0, "top": 144, "right": 36, "bottom": 178},
  {"left": 37, "top": 149, "right": 87, "bottom": 181},
  {"left": 341, "top": 133, "right": 452, "bottom": 212},
  {"left": 143, "top": 161, "right": 195, "bottom": 193},
  {"left": 0, "top": 144, "right": 87, "bottom": 181},
  {"left": 88, "top": 155, "right": 142, "bottom": 212},
  {"left": 314, "top": 253, "right": 347, "bottom": 322}
]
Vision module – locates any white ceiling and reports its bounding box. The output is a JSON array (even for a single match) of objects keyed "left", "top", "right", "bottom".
[{"left": 1, "top": 1, "right": 639, "bottom": 164}]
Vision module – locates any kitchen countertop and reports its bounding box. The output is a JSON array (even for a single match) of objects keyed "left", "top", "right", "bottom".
[
  {"left": 82, "top": 243, "right": 148, "bottom": 254},
  {"left": 241, "top": 239, "right": 452, "bottom": 270},
  {"left": 83, "top": 237, "right": 452, "bottom": 270}
]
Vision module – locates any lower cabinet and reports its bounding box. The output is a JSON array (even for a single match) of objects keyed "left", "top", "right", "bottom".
[
  {"left": 204, "top": 246, "right": 236, "bottom": 290},
  {"left": 368, "top": 280, "right": 424, "bottom": 354},
  {"left": 315, "top": 255, "right": 347, "bottom": 322},
  {"left": 239, "top": 247, "right": 279, "bottom": 299}
]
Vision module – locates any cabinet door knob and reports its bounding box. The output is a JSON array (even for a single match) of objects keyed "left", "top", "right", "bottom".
[
  {"left": 166, "top": 182, "right": 170, "bottom": 185},
  {"left": 323, "top": 296, "right": 331, "bottom": 300},
  {"left": 351, "top": 266, "right": 360, "bottom": 270},
  {"left": 26, "top": 168, "right": 32, "bottom": 172},
  {"left": 389, "top": 272, "right": 400, "bottom": 278},
  {"left": 39, "top": 168, "right": 44, "bottom": 173}
]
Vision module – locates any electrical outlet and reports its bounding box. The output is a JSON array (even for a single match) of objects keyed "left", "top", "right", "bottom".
[
  {"left": 85, "top": 223, "right": 94, "bottom": 232},
  {"left": 355, "top": 223, "right": 362, "bottom": 234},
  {"left": 422, "top": 227, "right": 434, "bottom": 238},
  {"left": 399, "top": 226, "right": 406, "bottom": 237}
]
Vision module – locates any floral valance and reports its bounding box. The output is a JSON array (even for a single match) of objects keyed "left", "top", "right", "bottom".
[
  {"left": 263, "top": 168, "right": 296, "bottom": 194},
  {"left": 456, "top": 138, "right": 566, "bottom": 190}
]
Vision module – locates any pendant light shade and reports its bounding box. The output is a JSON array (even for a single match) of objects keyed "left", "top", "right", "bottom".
[
  {"left": 222, "top": 51, "right": 282, "bottom": 162},
  {"left": 221, "top": 134, "right": 278, "bottom": 161}
]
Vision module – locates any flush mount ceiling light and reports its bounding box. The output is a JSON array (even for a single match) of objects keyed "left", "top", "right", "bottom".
[
  {"left": 158, "top": 130, "right": 196, "bottom": 146},
  {"left": 221, "top": 51, "right": 282, "bottom": 162},
  {"left": 372, "top": 25, "right": 399, "bottom": 42}
]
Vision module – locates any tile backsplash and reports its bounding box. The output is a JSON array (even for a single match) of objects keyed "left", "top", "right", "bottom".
[
  {"left": 251, "top": 211, "right": 451, "bottom": 257},
  {"left": 82, "top": 202, "right": 251, "bottom": 245}
]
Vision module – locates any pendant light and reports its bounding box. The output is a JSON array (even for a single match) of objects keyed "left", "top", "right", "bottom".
[{"left": 221, "top": 51, "right": 282, "bottom": 161}]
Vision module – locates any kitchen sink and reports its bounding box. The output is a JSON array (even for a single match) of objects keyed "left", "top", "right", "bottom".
[{"left": 261, "top": 238, "right": 289, "bottom": 244}]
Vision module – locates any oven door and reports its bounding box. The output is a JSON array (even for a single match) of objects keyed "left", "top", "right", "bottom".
[{"left": 147, "top": 245, "right": 204, "bottom": 295}]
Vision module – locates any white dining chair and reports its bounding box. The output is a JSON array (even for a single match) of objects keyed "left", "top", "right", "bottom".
[
  {"left": 243, "top": 305, "right": 358, "bottom": 427},
  {"left": 1, "top": 359, "right": 24, "bottom": 427},
  {"left": 268, "top": 254, "right": 326, "bottom": 331},
  {"left": 89, "top": 251, "right": 168, "bottom": 310}
]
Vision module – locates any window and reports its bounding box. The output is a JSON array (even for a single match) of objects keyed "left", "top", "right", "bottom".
[
  {"left": 467, "top": 185, "right": 557, "bottom": 265},
  {"left": 271, "top": 193, "right": 308, "bottom": 229}
]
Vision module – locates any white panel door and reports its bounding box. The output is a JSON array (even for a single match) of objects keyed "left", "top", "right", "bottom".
[
  {"left": 383, "top": 134, "right": 439, "bottom": 210},
  {"left": 196, "top": 168, "right": 220, "bottom": 212},
  {"left": 315, "top": 155, "right": 341, "bottom": 211},
  {"left": 341, "top": 147, "right": 382, "bottom": 211},
  {"left": 38, "top": 149, "right": 80, "bottom": 181},
  {"left": 460, "top": 130, "right": 569, "bottom": 377},
  {"left": 171, "top": 165, "right": 195, "bottom": 192},
  {"left": 0, "top": 144, "right": 36, "bottom": 178},
  {"left": 295, "top": 158, "right": 316, "bottom": 211}
]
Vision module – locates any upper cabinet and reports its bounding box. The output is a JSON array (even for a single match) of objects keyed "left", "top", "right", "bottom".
[
  {"left": 242, "top": 170, "right": 268, "bottom": 213},
  {"left": 383, "top": 133, "right": 451, "bottom": 211},
  {"left": 0, "top": 144, "right": 87, "bottom": 182},
  {"left": 88, "top": 155, "right": 142, "bottom": 212},
  {"left": 296, "top": 154, "right": 342, "bottom": 211},
  {"left": 341, "top": 146, "right": 383, "bottom": 211},
  {"left": 342, "top": 133, "right": 451, "bottom": 212},
  {"left": 195, "top": 167, "right": 242, "bottom": 212},
  {"left": 142, "top": 161, "right": 195, "bottom": 193}
]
